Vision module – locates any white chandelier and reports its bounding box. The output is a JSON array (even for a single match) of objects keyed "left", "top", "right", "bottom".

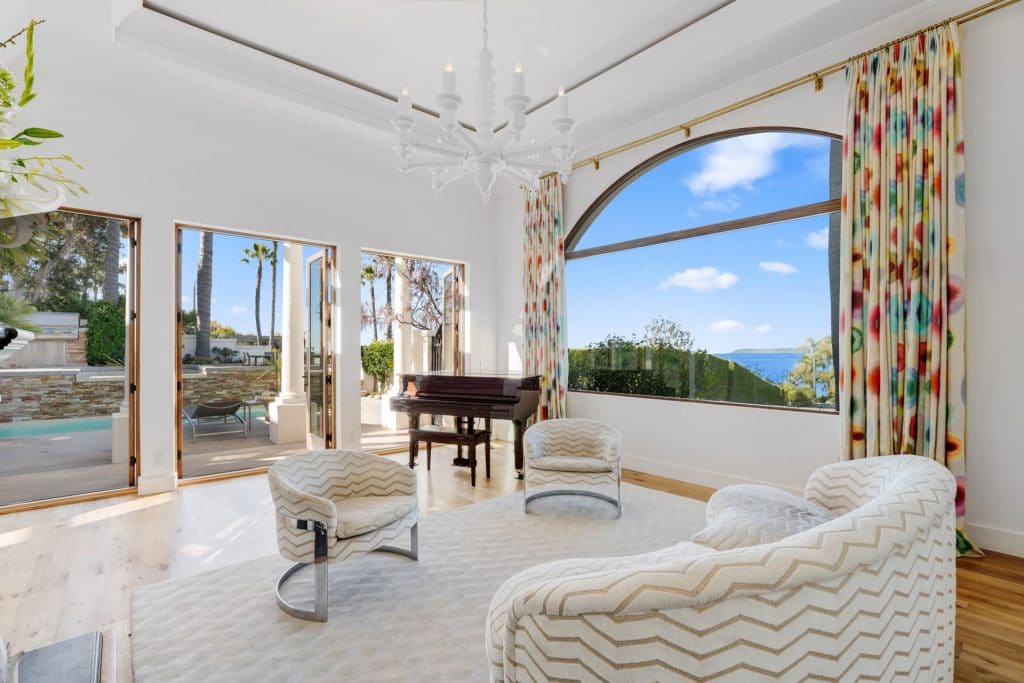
[{"left": 390, "top": 0, "right": 576, "bottom": 201}]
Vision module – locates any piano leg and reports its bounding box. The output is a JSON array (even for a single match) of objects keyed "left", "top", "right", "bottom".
[
  {"left": 513, "top": 419, "right": 525, "bottom": 479},
  {"left": 452, "top": 416, "right": 472, "bottom": 468},
  {"left": 408, "top": 412, "right": 420, "bottom": 468}
]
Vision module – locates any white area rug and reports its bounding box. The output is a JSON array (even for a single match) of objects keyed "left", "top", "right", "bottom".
[{"left": 131, "top": 483, "right": 707, "bottom": 682}]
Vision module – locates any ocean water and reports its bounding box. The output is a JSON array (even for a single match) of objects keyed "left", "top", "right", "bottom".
[{"left": 715, "top": 352, "right": 802, "bottom": 383}]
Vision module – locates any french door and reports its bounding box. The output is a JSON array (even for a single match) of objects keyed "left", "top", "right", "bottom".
[
  {"left": 306, "top": 250, "right": 335, "bottom": 449},
  {"left": 441, "top": 265, "right": 464, "bottom": 373}
]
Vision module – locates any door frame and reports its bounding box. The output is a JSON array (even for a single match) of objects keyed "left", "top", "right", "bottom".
[
  {"left": 305, "top": 248, "right": 336, "bottom": 450},
  {"left": 0, "top": 207, "right": 141, "bottom": 514},
  {"left": 360, "top": 249, "right": 466, "bottom": 374},
  {"left": 173, "top": 222, "right": 337, "bottom": 479}
]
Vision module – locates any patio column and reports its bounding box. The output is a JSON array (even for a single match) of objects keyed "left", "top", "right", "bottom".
[
  {"left": 270, "top": 242, "right": 307, "bottom": 444},
  {"left": 383, "top": 257, "right": 413, "bottom": 430}
]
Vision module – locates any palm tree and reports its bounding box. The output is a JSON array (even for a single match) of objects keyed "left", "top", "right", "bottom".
[
  {"left": 269, "top": 240, "right": 279, "bottom": 348},
  {"left": 241, "top": 242, "right": 273, "bottom": 346},
  {"left": 0, "top": 293, "right": 39, "bottom": 332},
  {"left": 102, "top": 219, "right": 121, "bottom": 302},
  {"left": 195, "top": 231, "right": 214, "bottom": 359},
  {"left": 362, "top": 262, "right": 378, "bottom": 340}
]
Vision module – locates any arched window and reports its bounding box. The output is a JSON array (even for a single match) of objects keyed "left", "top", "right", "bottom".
[{"left": 566, "top": 127, "right": 840, "bottom": 411}]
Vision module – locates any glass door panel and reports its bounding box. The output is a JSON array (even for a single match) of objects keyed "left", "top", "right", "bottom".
[
  {"left": 307, "top": 253, "right": 324, "bottom": 447},
  {"left": 306, "top": 249, "right": 334, "bottom": 449}
]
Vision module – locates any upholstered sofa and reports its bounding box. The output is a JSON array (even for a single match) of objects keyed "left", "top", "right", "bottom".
[{"left": 486, "top": 455, "right": 956, "bottom": 681}]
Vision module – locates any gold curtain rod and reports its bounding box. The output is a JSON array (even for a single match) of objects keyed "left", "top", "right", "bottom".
[{"left": 570, "top": 0, "right": 1021, "bottom": 174}]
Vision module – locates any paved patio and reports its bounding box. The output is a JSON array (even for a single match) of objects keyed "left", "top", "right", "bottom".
[{"left": 0, "top": 417, "right": 411, "bottom": 507}]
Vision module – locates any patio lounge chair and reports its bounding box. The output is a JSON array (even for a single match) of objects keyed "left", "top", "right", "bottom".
[{"left": 182, "top": 400, "right": 248, "bottom": 444}]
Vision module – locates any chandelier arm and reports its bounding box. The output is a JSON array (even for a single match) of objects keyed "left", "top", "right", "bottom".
[
  {"left": 402, "top": 160, "right": 463, "bottom": 172},
  {"left": 448, "top": 126, "right": 482, "bottom": 156},
  {"left": 507, "top": 159, "right": 560, "bottom": 173},
  {"left": 408, "top": 139, "right": 465, "bottom": 159},
  {"left": 502, "top": 146, "right": 553, "bottom": 161},
  {"left": 438, "top": 165, "right": 469, "bottom": 183},
  {"left": 491, "top": 127, "right": 515, "bottom": 153}
]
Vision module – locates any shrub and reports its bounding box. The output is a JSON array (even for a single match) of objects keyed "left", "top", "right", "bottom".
[
  {"left": 361, "top": 340, "right": 394, "bottom": 393},
  {"left": 85, "top": 299, "right": 125, "bottom": 365},
  {"left": 211, "top": 346, "right": 239, "bottom": 363},
  {"left": 568, "top": 339, "right": 786, "bottom": 406}
]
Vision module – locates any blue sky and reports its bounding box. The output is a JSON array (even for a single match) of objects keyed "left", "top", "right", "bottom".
[
  {"left": 179, "top": 230, "right": 322, "bottom": 335},
  {"left": 567, "top": 132, "right": 838, "bottom": 354}
]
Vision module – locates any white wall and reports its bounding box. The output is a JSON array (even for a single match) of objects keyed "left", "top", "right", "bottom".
[
  {"left": 16, "top": 0, "right": 498, "bottom": 493},
  {"left": 960, "top": 11, "right": 1024, "bottom": 557},
  {"left": 495, "top": 5, "right": 1024, "bottom": 555}
]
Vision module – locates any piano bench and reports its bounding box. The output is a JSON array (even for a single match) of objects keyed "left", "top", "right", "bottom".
[{"left": 409, "top": 425, "right": 491, "bottom": 486}]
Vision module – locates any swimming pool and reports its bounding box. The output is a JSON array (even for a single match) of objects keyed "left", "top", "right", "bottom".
[
  {"left": 0, "top": 406, "right": 269, "bottom": 439},
  {"left": 0, "top": 415, "right": 112, "bottom": 438}
]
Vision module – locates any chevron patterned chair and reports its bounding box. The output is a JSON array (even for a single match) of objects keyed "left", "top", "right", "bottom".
[
  {"left": 487, "top": 455, "right": 957, "bottom": 682},
  {"left": 268, "top": 449, "right": 419, "bottom": 622},
  {"left": 523, "top": 418, "right": 621, "bottom": 517}
]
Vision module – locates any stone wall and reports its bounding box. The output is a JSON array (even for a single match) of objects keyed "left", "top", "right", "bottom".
[
  {"left": 0, "top": 369, "right": 123, "bottom": 422},
  {"left": 0, "top": 366, "right": 278, "bottom": 423},
  {"left": 182, "top": 366, "right": 278, "bottom": 405}
]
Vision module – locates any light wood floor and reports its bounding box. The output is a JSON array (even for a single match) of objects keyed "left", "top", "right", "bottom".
[{"left": 0, "top": 444, "right": 1020, "bottom": 682}]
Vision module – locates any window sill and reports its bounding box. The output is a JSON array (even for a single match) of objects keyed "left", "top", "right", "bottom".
[{"left": 568, "top": 389, "right": 839, "bottom": 416}]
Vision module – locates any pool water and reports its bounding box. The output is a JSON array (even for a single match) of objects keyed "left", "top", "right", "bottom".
[
  {"left": 0, "top": 405, "right": 269, "bottom": 439},
  {"left": 0, "top": 415, "right": 113, "bottom": 438}
]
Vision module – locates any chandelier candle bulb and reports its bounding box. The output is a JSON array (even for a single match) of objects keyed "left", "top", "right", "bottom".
[
  {"left": 557, "top": 87, "right": 570, "bottom": 118},
  {"left": 512, "top": 65, "right": 525, "bottom": 96},
  {"left": 398, "top": 87, "right": 411, "bottom": 113},
  {"left": 442, "top": 62, "right": 456, "bottom": 95}
]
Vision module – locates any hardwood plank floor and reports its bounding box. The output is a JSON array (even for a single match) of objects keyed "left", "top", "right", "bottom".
[{"left": 0, "top": 444, "right": 1020, "bottom": 682}]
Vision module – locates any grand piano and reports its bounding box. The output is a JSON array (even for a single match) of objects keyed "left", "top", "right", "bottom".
[{"left": 390, "top": 372, "right": 540, "bottom": 478}]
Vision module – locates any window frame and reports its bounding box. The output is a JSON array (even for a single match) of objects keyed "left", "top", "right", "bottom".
[{"left": 565, "top": 125, "right": 841, "bottom": 414}]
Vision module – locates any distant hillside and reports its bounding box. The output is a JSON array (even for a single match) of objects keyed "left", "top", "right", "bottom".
[{"left": 728, "top": 347, "right": 800, "bottom": 354}]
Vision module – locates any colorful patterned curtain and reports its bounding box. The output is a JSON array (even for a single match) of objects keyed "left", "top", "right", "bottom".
[
  {"left": 839, "top": 21, "right": 978, "bottom": 555},
  {"left": 523, "top": 175, "right": 567, "bottom": 420}
]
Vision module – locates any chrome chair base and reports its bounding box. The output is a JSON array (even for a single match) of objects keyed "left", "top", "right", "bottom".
[
  {"left": 524, "top": 487, "right": 622, "bottom": 518},
  {"left": 275, "top": 523, "right": 418, "bottom": 622}
]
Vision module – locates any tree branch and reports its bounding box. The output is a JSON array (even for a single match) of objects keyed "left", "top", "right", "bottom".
[{"left": 0, "top": 20, "right": 44, "bottom": 49}]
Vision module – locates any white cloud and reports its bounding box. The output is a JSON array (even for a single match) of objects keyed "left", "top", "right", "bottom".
[
  {"left": 230, "top": 305, "right": 248, "bottom": 316},
  {"left": 697, "top": 197, "right": 740, "bottom": 212},
  {"left": 685, "top": 133, "right": 827, "bottom": 195},
  {"left": 759, "top": 261, "right": 798, "bottom": 275},
  {"left": 755, "top": 323, "right": 773, "bottom": 335},
  {"left": 806, "top": 226, "right": 830, "bottom": 249},
  {"left": 658, "top": 267, "right": 739, "bottom": 292},
  {"left": 709, "top": 319, "right": 745, "bottom": 333}
]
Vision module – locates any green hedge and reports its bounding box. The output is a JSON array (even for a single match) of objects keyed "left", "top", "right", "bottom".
[
  {"left": 85, "top": 299, "right": 125, "bottom": 365},
  {"left": 569, "top": 343, "right": 785, "bottom": 406},
  {"left": 361, "top": 340, "right": 394, "bottom": 392}
]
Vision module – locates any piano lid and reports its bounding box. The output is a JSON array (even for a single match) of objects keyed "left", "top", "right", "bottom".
[{"left": 397, "top": 371, "right": 540, "bottom": 398}]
